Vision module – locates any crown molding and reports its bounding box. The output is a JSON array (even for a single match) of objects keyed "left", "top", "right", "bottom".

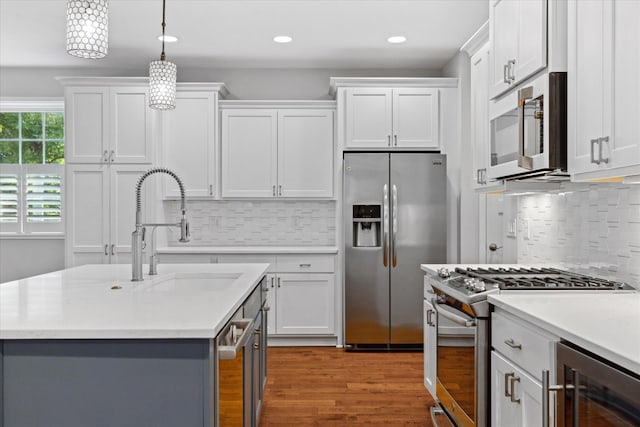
[
  {"left": 328, "top": 77, "right": 459, "bottom": 97},
  {"left": 460, "top": 21, "right": 489, "bottom": 56}
]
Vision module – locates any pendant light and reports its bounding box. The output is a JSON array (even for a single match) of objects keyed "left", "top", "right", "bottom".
[
  {"left": 149, "top": 0, "right": 177, "bottom": 110},
  {"left": 66, "top": 0, "right": 109, "bottom": 58}
]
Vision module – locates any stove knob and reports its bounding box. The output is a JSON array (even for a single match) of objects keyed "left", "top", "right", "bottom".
[
  {"left": 463, "top": 279, "right": 473, "bottom": 289},
  {"left": 437, "top": 268, "right": 450, "bottom": 278},
  {"left": 474, "top": 280, "right": 487, "bottom": 292}
]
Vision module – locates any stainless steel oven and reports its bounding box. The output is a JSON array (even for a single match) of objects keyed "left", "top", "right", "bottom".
[
  {"left": 488, "top": 72, "right": 567, "bottom": 180},
  {"left": 547, "top": 342, "right": 640, "bottom": 427},
  {"left": 431, "top": 292, "right": 490, "bottom": 427}
]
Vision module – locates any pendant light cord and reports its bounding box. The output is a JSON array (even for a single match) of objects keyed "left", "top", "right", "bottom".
[{"left": 160, "top": 0, "right": 167, "bottom": 61}]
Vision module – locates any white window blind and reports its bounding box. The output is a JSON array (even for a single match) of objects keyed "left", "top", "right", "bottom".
[{"left": 0, "top": 164, "right": 63, "bottom": 234}]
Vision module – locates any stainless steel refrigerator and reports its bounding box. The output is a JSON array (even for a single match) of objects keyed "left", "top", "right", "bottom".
[{"left": 344, "top": 152, "right": 446, "bottom": 350}]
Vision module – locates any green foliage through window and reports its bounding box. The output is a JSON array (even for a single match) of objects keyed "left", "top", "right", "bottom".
[{"left": 0, "top": 112, "right": 64, "bottom": 164}]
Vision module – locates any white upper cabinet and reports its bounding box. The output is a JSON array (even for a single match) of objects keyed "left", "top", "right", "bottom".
[
  {"left": 345, "top": 87, "right": 439, "bottom": 149},
  {"left": 64, "top": 82, "right": 154, "bottom": 164},
  {"left": 489, "top": 0, "right": 547, "bottom": 99},
  {"left": 221, "top": 109, "right": 278, "bottom": 198},
  {"left": 470, "top": 42, "right": 492, "bottom": 189},
  {"left": 162, "top": 90, "right": 219, "bottom": 198},
  {"left": 221, "top": 103, "right": 334, "bottom": 199},
  {"left": 568, "top": 0, "right": 640, "bottom": 180},
  {"left": 277, "top": 110, "right": 334, "bottom": 197}
]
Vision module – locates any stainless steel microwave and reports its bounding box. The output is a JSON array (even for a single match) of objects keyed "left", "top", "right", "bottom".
[{"left": 488, "top": 72, "right": 567, "bottom": 180}]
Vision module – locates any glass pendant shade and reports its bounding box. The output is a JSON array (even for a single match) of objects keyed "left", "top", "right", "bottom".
[
  {"left": 66, "top": 0, "right": 109, "bottom": 59},
  {"left": 149, "top": 60, "right": 177, "bottom": 110}
]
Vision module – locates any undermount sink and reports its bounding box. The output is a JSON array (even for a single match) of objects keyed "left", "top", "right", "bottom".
[{"left": 146, "top": 272, "right": 242, "bottom": 292}]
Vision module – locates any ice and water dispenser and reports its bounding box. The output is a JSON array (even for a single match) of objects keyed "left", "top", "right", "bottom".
[{"left": 352, "top": 204, "right": 381, "bottom": 247}]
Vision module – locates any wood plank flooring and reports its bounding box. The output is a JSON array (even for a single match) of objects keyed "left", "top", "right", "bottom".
[{"left": 259, "top": 347, "right": 436, "bottom": 426}]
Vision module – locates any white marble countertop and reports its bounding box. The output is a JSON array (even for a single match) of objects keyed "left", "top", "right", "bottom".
[
  {"left": 158, "top": 246, "right": 338, "bottom": 254},
  {"left": 489, "top": 293, "right": 640, "bottom": 375},
  {"left": 0, "top": 263, "right": 268, "bottom": 340}
]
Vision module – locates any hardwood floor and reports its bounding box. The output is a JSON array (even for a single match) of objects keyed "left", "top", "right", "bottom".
[{"left": 259, "top": 347, "right": 436, "bottom": 426}]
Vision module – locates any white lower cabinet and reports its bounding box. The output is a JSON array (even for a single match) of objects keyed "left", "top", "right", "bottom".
[
  {"left": 491, "top": 309, "right": 558, "bottom": 427},
  {"left": 216, "top": 254, "right": 336, "bottom": 337},
  {"left": 66, "top": 164, "right": 154, "bottom": 267},
  {"left": 491, "top": 351, "right": 543, "bottom": 427}
]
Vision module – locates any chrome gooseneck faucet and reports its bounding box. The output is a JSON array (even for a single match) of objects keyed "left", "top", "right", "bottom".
[{"left": 132, "top": 167, "right": 189, "bottom": 281}]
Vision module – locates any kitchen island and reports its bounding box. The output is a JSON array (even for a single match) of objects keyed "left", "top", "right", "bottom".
[{"left": 0, "top": 263, "right": 268, "bottom": 427}]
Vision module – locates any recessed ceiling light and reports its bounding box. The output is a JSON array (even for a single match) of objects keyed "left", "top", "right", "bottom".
[
  {"left": 273, "top": 35, "right": 293, "bottom": 44},
  {"left": 157, "top": 35, "right": 178, "bottom": 43},
  {"left": 387, "top": 36, "right": 407, "bottom": 44}
]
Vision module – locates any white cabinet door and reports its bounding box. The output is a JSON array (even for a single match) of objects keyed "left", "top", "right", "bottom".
[
  {"left": 275, "top": 273, "right": 334, "bottom": 335},
  {"left": 393, "top": 88, "right": 439, "bottom": 149},
  {"left": 568, "top": 0, "right": 608, "bottom": 176},
  {"left": 109, "top": 165, "right": 154, "bottom": 264},
  {"left": 490, "top": 0, "right": 519, "bottom": 98},
  {"left": 109, "top": 87, "right": 153, "bottom": 164},
  {"left": 277, "top": 109, "right": 334, "bottom": 198},
  {"left": 65, "top": 87, "right": 109, "bottom": 164},
  {"left": 345, "top": 88, "right": 393, "bottom": 148},
  {"left": 471, "top": 43, "right": 491, "bottom": 189},
  {"left": 516, "top": 0, "right": 547, "bottom": 84},
  {"left": 491, "top": 351, "right": 522, "bottom": 427},
  {"left": 162, "top": 91, "right": 216, "bottom": 198},
  {"left": 66, "top": 165, "right": 110, "bottom": 266},
  {"left": 423, "top": 298, "right": 437, "bottom": 398},
  {"left": 221, "top": 109, "right": 277, "bottom": 198},
  {"left": 609, "top": 0, "right": 640, "bottom": 169}
]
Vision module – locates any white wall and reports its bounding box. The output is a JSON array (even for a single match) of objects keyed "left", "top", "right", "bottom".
[
  {"left": 517, "top": 184, "right": 640, "bottom": 287},
  {"left": 0, "top": 66, "right": 442, "bottom": 99},
  {"left": 0, "top": 238, "right": 65, "bottom": 283}
]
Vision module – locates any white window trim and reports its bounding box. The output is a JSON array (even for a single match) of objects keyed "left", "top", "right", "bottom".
[{"left": 0, "top": 98, "right": 65, "bottom": 237}]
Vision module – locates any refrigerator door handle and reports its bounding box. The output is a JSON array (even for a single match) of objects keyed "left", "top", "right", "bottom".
[
  {"left": 392, "top": 184, "right": 397, "bottom": 268},
  {"left": 383, "top": 184, "right": 389, "bottom": 267}
]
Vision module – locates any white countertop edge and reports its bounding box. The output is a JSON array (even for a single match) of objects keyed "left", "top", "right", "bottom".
[
  {"left": 488, "top": 294, "right": 640, "bottom": 375},
  {"left": 158, "top": 246, "right": 339, "bottom": 254}
]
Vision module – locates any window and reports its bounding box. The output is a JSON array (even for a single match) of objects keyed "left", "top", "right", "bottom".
[{"left": 0, "top": 101, "right": 64, "bottom": 235}]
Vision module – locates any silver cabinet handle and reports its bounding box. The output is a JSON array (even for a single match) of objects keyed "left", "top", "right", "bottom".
[
  {"left": 299, "top": 263, "right": 311, "bottom": 268},
  {"left": 103, "top": 150, "right": 109, "bottom": 163},
  {"left": 277, "top": 277, "right": 281, "bottom": 288},
  {"left": 279, "top": 185, "right": 282, "bottom": 196},
  {"left": 263, "top": 305, "right": 271, "bottom": 312},
  {"left": 599, "top": 136, "right": 610, "bottom": 164},
  {"left": 270, "top": 277, "right": 274, "bottom": 288},
  {"left": 391, "top": 184, "right": 397, "bottom": 268},
  {"left": 591, "top": 139, "right": 601, "bottom": 164},
  {"left": 504, "top": 338, "right": 522, "bottom": 349},
  {"left": 508, "top": 59, "right": 516, "bottom": 82},
  {"left": 109, "top": 150, "right": 115, "bottom": 162},
  {"left": 504, "top": 372, "right": 515, "bottom": 397},
  {"left": 426, "top": 309, "right": 434, "bottom": 326},
  {"left": 509, "top": 376, "right": 521, "bottom": 403},
  {"left": 387, "top": 135, "right": 391, "bottom": 147},
  {"left": 382, "top": 184, "right": 389, "bottom": 267},
  {"left": 104, "top": 244, "right": 108, "bottom": 255},
  {"left": 477, "top": 169, "right": 482, "bottom": 184},
  {"left": 394, "top": 134, "right": 398, "bottom": 146},
  {"left": 218, "top": 319, "right": 254, "bottom": 359},
  {"left": 482, "top": 169, "right": 487, "bottom": 184},
  {"left": 111, "top": 244, "right": 115, "bottom": 256},
  {"left": 503, "top": 63, "right": 510, "bottom": 84},
  {"left": 542, "top": 370, "right": 563, "bottom": 427},
  {"left": 209, "top": 184, "right": 213, "bottom": 196},
  {"left": 272, "top": 185, "right": 276, "bottom": 196}
]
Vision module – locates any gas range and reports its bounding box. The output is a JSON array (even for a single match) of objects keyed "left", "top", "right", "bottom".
[{"left": 431, "top": 265, "right": 634, "bottom": 306}]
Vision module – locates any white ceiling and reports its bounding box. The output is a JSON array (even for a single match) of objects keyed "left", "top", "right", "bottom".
[{"left": 0, "top": 0, "right": 488, "bottom": 70}]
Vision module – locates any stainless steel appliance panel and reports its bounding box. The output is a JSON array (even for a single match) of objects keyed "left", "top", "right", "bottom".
[
  {"left": 344, "top": 153, "right": 391, "bottom": 345},
  {"left": 390, "top": 153, "right": 447, "bottom": 344}
]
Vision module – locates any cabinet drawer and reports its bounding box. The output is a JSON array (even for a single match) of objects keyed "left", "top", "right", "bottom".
[
  {"left": 492, "top": 310, "right": 558, "bottom": 380},
  {"left": 216, "top": 255, "right": 276, "bottom": 273},
  {"left": 276, "top": 255, "right": 334, "bottom": 273}
]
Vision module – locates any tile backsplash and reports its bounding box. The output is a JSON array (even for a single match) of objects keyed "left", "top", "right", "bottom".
[
  {"left": 517, "top": 183, "right": 640, "bottom": 287},
  {"left": 164, "top": 200, "right": 336, "bottom": 246}
]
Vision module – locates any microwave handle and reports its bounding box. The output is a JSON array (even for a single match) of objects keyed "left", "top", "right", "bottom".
[{"left": 517, "top": 86, "right": 534, "bottom": 170}]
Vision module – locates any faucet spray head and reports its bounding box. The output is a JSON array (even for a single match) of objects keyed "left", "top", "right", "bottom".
[{"left": 179, "top": 210, "right": 190, "bottom": 243}]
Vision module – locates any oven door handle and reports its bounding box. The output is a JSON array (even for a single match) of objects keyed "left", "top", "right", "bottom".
[{"left": 431, "top": 298, "right": 476, "bottom": 327}]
